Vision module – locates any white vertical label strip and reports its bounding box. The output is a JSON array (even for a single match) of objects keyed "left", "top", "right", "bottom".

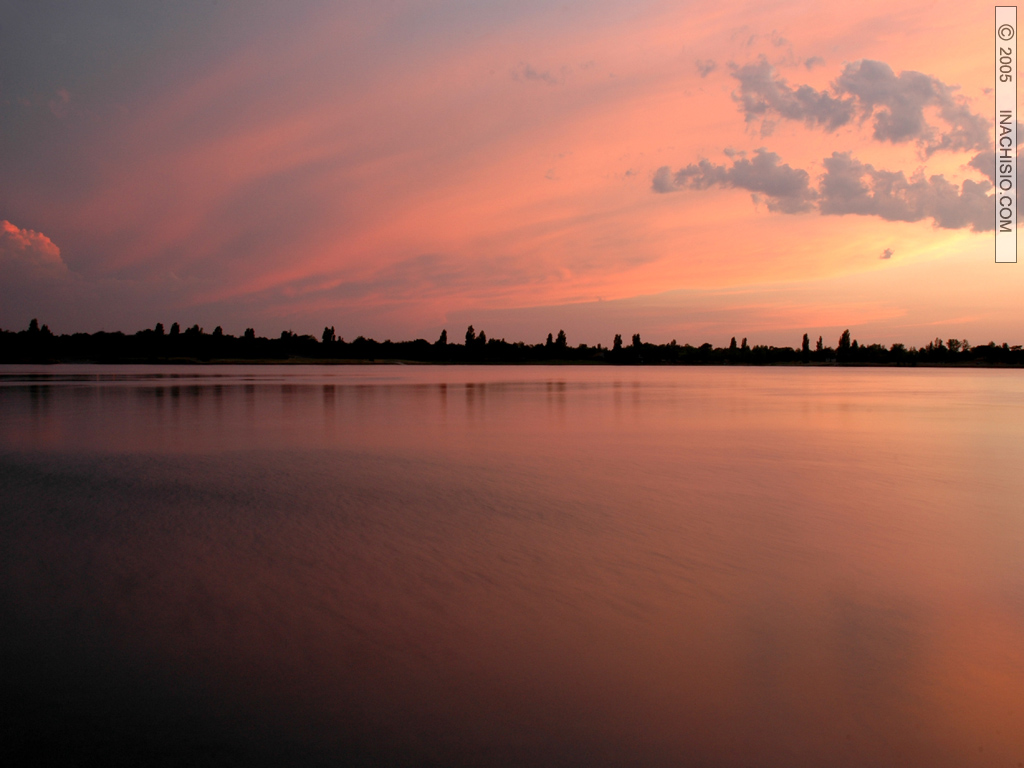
[{"left": 996, "top": 6, "right": 1017, "bottom": 263}]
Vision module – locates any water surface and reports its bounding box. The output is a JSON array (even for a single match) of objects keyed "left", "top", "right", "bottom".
[{"left": 2, "top": 365, "right": 1022, "bottom": 767}]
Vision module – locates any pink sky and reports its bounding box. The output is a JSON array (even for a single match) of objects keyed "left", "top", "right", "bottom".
[{"left": 0, "top": 0, "right": 1019, "bottom": 347}]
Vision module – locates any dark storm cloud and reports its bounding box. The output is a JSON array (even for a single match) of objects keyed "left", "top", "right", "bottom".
[{"left": 653, "top": 149, "right": 817, "bottom": 214}]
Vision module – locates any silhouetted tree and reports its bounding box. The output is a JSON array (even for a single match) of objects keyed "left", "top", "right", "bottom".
[
  {"left": 155, "top": 322, "right": 165, "bottom": 336},
  {"left": 838, "top": 329, "right": 851, "bottom": 352},
  {"left": 555, "top": 329, "right": 567, "bottom": 349},
  {"left": 632, "top": 333, "right": 641, "bottom": 347},
  {"left": 546, "top": 332, "right": 554, "bottom": 347},
  {"left": 244, "top": 328, "right": 255, "bottom": 340},
  {"left": 465, "top": 325, "right": 476, "bottom": 345},
  {"left": 613, "top": 334, "right": 623, "bottom": 351},
  {"left": 170, "top": 322, "right": 180, "bottom": 336},
  {"left": 729, "top": 337, "right": 737, "bottom": 351},
  {"left": 213, "top": 326, "right": 223, "bottom": 338},
  {"left": 27, "top": 321, "right": 52, "bottom": 339},
  {"left": 478, "top": 330, "right": 487, "bottom": 346},
  {"left": 436, "top": 329, "right": 447, "bottom": 346},
  {"left": 322, "top": 326, "right": 335, "bottom": 344},
  {"left": 741, "top": 337, "right": 749, "bottom": 351},
  {"left": 816, "top": 336, "right": 823, "bottom": 352},
  {"left": 802, "top": 334, "right": 810, "bottom": 354}
]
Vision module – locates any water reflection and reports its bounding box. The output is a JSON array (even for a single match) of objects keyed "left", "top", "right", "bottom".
[{"left": 1, "top": 365, "right": 1023, "bottom": 767}]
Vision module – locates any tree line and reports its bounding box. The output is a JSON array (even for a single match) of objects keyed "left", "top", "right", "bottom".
[{"left": 2, "top": 318, "right": 1023, "bottom": 366}]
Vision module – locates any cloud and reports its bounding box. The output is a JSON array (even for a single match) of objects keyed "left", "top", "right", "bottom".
[
  {"left": 804, "top": 57, "right": 825, "bottom": 70},
  {"left": 835, "top": 61, "right": 989, "bottom": 154},
  {"left": 0, "top": 219, "right": 218, "bottom": 334},
  {"left": 654, "top": 151, "right": 996, "bottom": 231},
  {"left": 653, "top": 148, "right": 817, "bottom": 214},
  {"left": 967, "top": 123, "right": 1023, "bottom": 194},
  {"left": 695, "top": 59, "right": 717, "bottom": 78},
  {"left": 732, "top": 58, "right": 856, "bottom": 132},
  {"left": 513, "top": 63, "right": 561, "bottom": 85},
  {"left": 818, "top": 152, "right": 993, "bottom": 231},
  {"left": 1, "top": 220, "right": 77, "bottom": 330},
  {"left": 732, "top": 58, "right": 990, "bottom": 155},
  {"left": 881, "top": 248, "right": 893, "bottom": 260},
  {"left": 0, "top": 220, "right": 66, "bottom": 275},
  {"left": 967, "top": 150, "right": 995, "bottom": 183},
  {"left": 658, "top": 55, "right": 1001, "bottom": 232},
  {"left": 651, "top": 166, "right": 676, "bottom": 194}
]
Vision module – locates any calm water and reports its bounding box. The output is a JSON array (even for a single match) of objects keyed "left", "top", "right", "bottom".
[{"left": 1, "top": 364, "right": 1023, "bottom": 767}]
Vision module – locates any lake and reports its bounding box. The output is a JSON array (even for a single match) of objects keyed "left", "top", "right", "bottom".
[{"left": 1, "top": 364, "right": 1022, "bottom": 767}]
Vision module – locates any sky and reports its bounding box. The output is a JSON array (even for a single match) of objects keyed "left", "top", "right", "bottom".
[{"left": 0, "top": 0, "right": 1020, "bottom": 347}]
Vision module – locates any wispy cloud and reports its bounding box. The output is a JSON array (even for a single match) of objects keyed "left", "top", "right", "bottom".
[
  {"left": 695, "top": 59, "right": 717, "bottom": 78},
  {"left": 513, "top": 62, "right": 563, "bottom": 85}
]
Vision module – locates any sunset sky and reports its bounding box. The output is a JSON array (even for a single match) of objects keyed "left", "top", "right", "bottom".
[{"left": 1, "top": 0, "right": 1019, "bottom": 347}]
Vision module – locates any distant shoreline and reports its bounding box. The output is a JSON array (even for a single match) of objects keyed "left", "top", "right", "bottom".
[{"left": 4, "top": 319, "right": 1023, "bottom": 367}]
